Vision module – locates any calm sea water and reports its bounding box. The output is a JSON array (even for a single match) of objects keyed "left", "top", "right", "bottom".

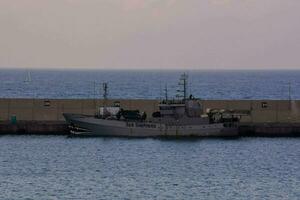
[
  {"left": 0, "top": 69, "right": 299, "bottom": 99},
  {"left": 0, "top": 136, "right": 299, "bottom": 199}
]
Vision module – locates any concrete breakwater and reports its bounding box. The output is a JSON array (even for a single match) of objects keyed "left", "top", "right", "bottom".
[
  {"left": 0, "top": 121, "right": 68, "bottom": 135},
  {"left": 0, "top": 98, "right": 299, "bottom": 136}
]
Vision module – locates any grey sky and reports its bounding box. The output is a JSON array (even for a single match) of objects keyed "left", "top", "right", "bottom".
[{"left": 0, "top": 0, "right": 300, "bottom": 69}]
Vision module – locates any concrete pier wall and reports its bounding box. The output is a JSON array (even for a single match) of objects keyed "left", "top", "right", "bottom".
[
  {"left": 0, "top": 98, "right": 299, "bottom": 136},
  {"left": 0, "top": 99, "right": 159, "bottom": 122},
  {"left": 0, "top": 99, "right": 299, "bottom": 123}
]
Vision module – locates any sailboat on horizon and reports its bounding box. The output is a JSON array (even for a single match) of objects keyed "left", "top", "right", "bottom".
[{"left": 24, "top": 70, "right": 32, "bottom": 83}]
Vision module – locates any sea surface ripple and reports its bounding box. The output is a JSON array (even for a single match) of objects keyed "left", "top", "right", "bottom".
[{"left": 0, "top": 136, "right": 299, "bottom": 199}]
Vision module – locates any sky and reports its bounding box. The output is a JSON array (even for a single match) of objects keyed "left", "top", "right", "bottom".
[{"left": 0, "top": 0, "right": 300, "bottom": 70}]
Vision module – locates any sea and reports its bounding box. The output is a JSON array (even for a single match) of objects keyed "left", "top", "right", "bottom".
[
  {"left": 0, "top": 69, "right": 299, "bottom": 199},
  {"left": 0, "top": 69, "right": 299, "bottom": 99}
]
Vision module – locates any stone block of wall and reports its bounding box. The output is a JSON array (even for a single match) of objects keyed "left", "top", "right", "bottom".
[
  {"left": 0, "top": 99, "right": 9, "bottom": 121},
  {"left": 251, "top": 110, "right": 277, "bottom": 123}
]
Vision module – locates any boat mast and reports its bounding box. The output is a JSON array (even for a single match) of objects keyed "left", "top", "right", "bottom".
[
  {"left": 102, "top": 82, "right": 108, "bottom": 112},
  {"left": 164, "top": 84, "right": 168, "bottom": 102},
  {"left": 288, "top": 82, "right": 292, "bottom": 111},
  {"left": 288, "top": 82, "right": 292, "bottom": 101},
  {"left": 177, "top": 73, "right": 188, "bottom": 101},
  {"left": 28, "top": 71, "right": 31, "bottom": 82}
]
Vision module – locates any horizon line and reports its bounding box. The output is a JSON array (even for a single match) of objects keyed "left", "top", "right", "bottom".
[{"left": 0, "top": 67, "right": 299, "bottom": 71}]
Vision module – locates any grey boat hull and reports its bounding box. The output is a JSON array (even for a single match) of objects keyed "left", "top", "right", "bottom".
[{"left": 63, "top": 113, "right": 238, "bottom": 137}]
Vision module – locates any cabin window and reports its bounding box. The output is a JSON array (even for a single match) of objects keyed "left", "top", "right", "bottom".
[
  {"left": 44, "top": 100, "right": 51, "bottom": 107},
  {"left": 261, "top": 102, "right": 268, "bottom": 108},
  {"left": 114, "top": 101, "right": 120, "bottom": 107},
  {"left": 160, "top": 107, "right": 172, "bottom": 110}
]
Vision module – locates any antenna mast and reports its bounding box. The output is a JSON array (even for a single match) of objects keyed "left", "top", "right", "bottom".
[
  {"left": 176, "top": 73, "right": 188, "bottom": 101},
  {"left": 288, "top": 82, "right": 292, "bottom": 101},
  {"left": 102, "top": 82, "right": 108, "bottom": 107},
  {"left": 103, "top": 82, "right": 108, "bottom": 100},
  {"left": 288, "top": 82, "right": 292, "bottom": 111},
  {"left": 164, "top": 84, "right": 168, "bottom": 102},
  {"left": 101, "top": 82, "right": 109, "bottom": 117}
]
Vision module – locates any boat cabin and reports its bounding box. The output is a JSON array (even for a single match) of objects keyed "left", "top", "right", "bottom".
[{"left": 159, "top": 99, "right": 203, "bottom": 119}]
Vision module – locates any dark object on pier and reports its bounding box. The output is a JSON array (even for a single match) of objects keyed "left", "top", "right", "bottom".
[
  {"left": 117, "top": 109, "right": 142, "bottom": 120},
  {"left": 152, "top": 111, "right": 161, "bottom": 118}
]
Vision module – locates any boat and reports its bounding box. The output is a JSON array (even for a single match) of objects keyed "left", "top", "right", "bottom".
[
  {"left": 63, "top": 74, "right": 239, "bottom": 137},
  {"left": 24, "top": 70, "right": 32, "bottom": 83}
]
